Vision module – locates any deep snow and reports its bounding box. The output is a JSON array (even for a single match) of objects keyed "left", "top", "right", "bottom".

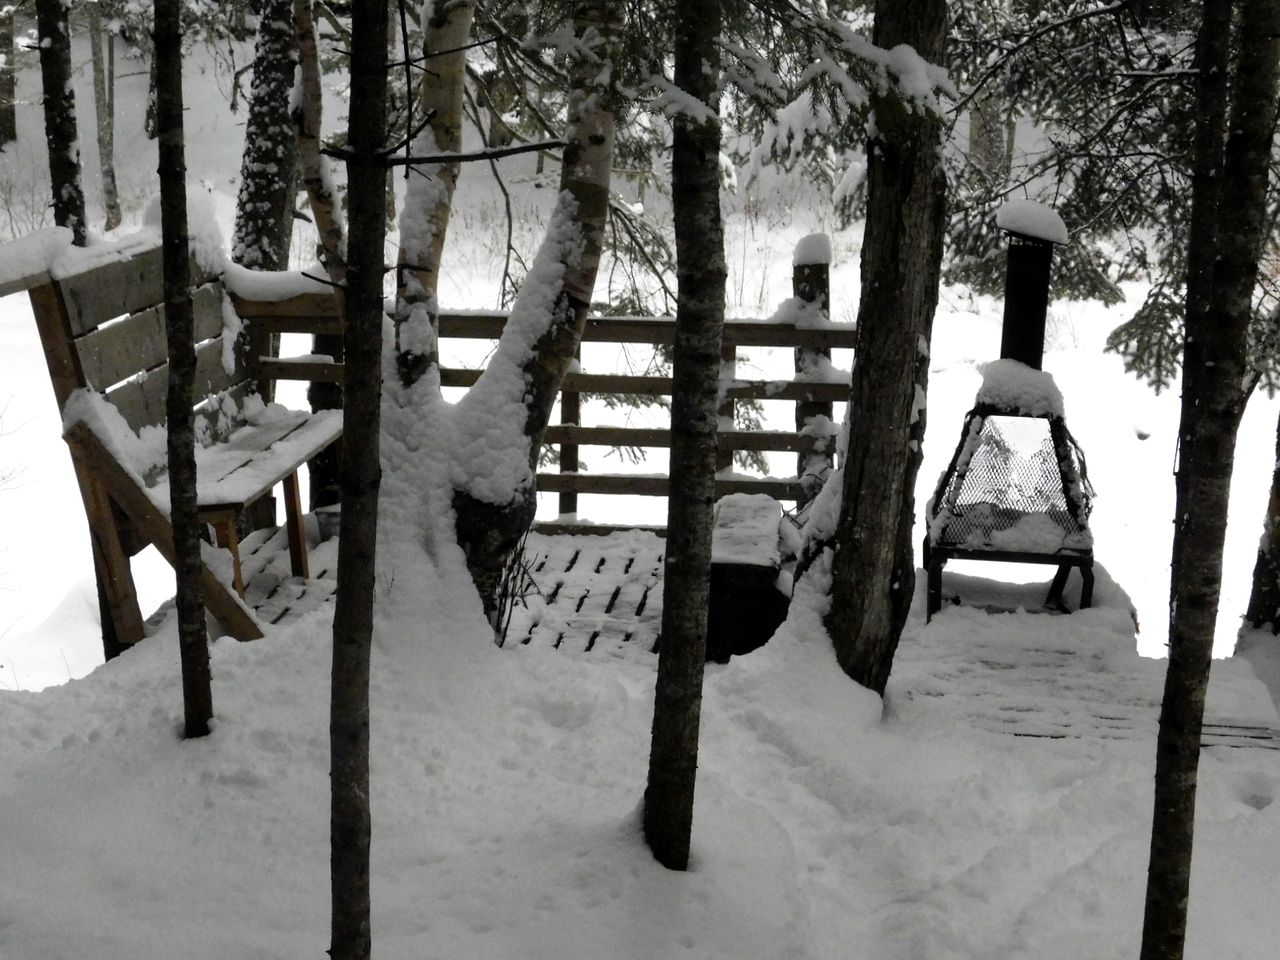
[{"left": 0, "top": 20, "right": 1278, "bottom": 960}]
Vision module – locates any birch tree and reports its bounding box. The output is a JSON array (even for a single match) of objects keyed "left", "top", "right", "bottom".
[
  {"left": 293, "top": 0, "right": 345, "bottom": 281},
  {"left": 823, "top": 0, "right": 948, "bottom": 694},
  {"left": 643, "top": 0, "right": 725, "bottom": 872},
  {"left": 154, "top": 0, "right": 213, "bottom": 740},
  {"left": 87, "top": 0, "right": 121, "bottom": 231},
  {"left": 293, "top": 0, "right": 345, "bottom": 508},
  {"left": 445, "top": 0, "right": 622, "bottom": 618},
  {"left": 394, "top": 0, "right": 474, "bottom": 386},
  {"left": 1141, "top": 2, "right": 1280, "bottom": 957}
]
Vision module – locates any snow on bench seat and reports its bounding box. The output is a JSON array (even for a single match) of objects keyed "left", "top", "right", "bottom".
[{"left": 178, "top": 408, "right": 341, "bottom": 512}]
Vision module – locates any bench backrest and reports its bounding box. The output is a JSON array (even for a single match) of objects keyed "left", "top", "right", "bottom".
[{"left": 33, "top": 243, "right": 254, "bottom": 443}]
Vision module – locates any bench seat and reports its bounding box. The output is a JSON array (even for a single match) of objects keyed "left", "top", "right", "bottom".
[{"left": 186, "top": 408, "right": 341, "bottom": 512}]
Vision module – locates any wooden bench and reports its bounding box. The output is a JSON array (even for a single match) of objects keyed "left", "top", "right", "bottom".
[{"left": 10, "top": 235, "right": 341, "bottom": 648}]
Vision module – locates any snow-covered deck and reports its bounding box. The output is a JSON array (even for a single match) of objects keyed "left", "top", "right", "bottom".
[
  {"left": 220, "top": 520, "right": 338, "bottom": 630},
  {"left": 230, "top": 524, "right": 1280, "bottom": 752}
]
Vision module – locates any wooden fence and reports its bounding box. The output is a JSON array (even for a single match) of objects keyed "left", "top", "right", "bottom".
[{"left": 235, "top": 256, "right": 856, "bottom": 524}]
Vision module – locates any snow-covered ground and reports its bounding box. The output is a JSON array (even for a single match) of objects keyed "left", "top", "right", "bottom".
[{"left": 1, "top": 25, "right": 1278, "bottom": 960}]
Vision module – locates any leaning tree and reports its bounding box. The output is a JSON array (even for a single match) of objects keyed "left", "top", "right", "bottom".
[{"left": 821, "top": 0, "right": 950, "bottom": 695}]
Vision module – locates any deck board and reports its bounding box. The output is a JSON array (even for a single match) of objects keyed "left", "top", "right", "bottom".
[{"left": 500, "top": 530, "right": 665, "bottom": 659}]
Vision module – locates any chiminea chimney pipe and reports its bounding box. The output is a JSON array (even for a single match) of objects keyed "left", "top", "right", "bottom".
[
  {"left": 999, "top": 233, "right": 1055, "bottom": 370},
  {"left": 994, "top": 200, "right": 1067, "bottom": 371}
]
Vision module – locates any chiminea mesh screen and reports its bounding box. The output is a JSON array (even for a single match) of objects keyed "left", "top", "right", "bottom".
[{"left": 929, "top": 413, "right": 1093, "bottom": 554}]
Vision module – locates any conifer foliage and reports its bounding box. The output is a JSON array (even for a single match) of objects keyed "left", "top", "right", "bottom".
[{"left": 232, "top": 0, "right": 301, "bottom": 270}]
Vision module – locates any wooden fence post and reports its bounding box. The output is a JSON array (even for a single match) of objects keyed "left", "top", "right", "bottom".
[
  {"left": 717, "top": 340, "right": 736, "bottom": 472},
  {"left": 558, "top": 346, "right": 581, "bottom": 515},
  {"left": 793, "top": 234, "right": 833, "bottom": 507}
]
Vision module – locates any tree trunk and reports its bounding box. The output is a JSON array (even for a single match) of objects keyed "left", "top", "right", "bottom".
[
  {"left": 452, "top": 0, "right": 621, "bottom": 619},
  {"left": 393, "top": 0, "right": 475, "bottom": 387},
  {"left": 35, "top": 0, "right": 86, "bottom": 244},
  {"left": 88, "top": 1, "right": 122, "bottom": 231},
  {"left": 823, "top": 0, "right": 947, "bottom": 695},
  {"left": 293, "top": 0, "right": 346, "bottom": 509},
  {"left": 1245, "top": 408, "right": 1280, "bottom": 632},
  {"left": 294, "top": 0, "right": 346, "bottom": 282},
  {"left": 383, "top": 2, "right": 397, "bottom": 232},
  {"left": 145, "top": 50, "right": 158, "bottom": 140},
  {"left": 154, "top": 0, "right": 214, "bottom": 741},
  {"left": 643, "top": 0, "right": 724, "bottom": 873},
  {"left": 232, "top": 0, "right": 301, "bottom": 271},
  {"left": 330, "top": 0, "right": 387, "bottom": 956},
  {"left": 1140, "top": 2, "right": 1280, "bottom": 958},
  {"left": 0, "top": 5, "right": 16, "bottom": 147}
]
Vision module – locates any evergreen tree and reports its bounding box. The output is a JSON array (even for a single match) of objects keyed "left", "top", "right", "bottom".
[
  {"left": 232, "top": 0, "right": 300, "bottom": 270},
  {"left": 35, "top": 0, "right": 85, "bottom": 244},
  {"left": 823, "top": 0, "right": 948, "bottom": 694}
]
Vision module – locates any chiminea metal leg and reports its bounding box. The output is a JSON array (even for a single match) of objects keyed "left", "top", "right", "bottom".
[
  {"left": 1045, "top": 564, "right": 1072, "bottom": 611},
  {"left": 927, "top": 559, "right": 943, "bottom": 621},
  {"left": 1079, "top": 564, "right": 1095, "bottom": 609}
]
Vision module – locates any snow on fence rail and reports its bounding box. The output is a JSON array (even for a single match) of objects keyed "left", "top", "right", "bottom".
[{"left": 234, "top": 269, "right": 856, "bottom": 520}]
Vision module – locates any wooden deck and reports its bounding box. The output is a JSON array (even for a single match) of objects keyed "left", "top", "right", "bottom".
[
  {"left": 498, "top": 529, "right": 666, "bottom": 660},
  {"left": 235, "top": 527, "right": 1279, "bottom": 753},
  {"left": 222, "top": 520, "right": 338, "bottom": 630}
]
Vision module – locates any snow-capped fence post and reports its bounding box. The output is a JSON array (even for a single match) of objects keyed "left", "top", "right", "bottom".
[
  {"left": 995, "top": 199, "right": 1068, "bottom": 370},
  {"left": 793, "top": 234, "right": 833, "bottom": 508}
]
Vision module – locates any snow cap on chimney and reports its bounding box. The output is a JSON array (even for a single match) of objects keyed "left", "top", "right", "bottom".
[{"left": 995, "top": 199, "right": 1068, "bottom": 245}]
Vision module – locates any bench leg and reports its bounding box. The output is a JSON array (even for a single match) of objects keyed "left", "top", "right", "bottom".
[
  {"left": 213, "top": 520, "right": 247, "bottom": 598},
  {"left": 72, "top": 458, "right": 146, "bottom": 657},
  {"left": 283, "top": 471, "right": 310, "bottom": 580}
]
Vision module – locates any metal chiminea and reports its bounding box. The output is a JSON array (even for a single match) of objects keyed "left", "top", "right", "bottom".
[{"left": 924, "top": 201, "right": 1095, "bottom": 620}]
